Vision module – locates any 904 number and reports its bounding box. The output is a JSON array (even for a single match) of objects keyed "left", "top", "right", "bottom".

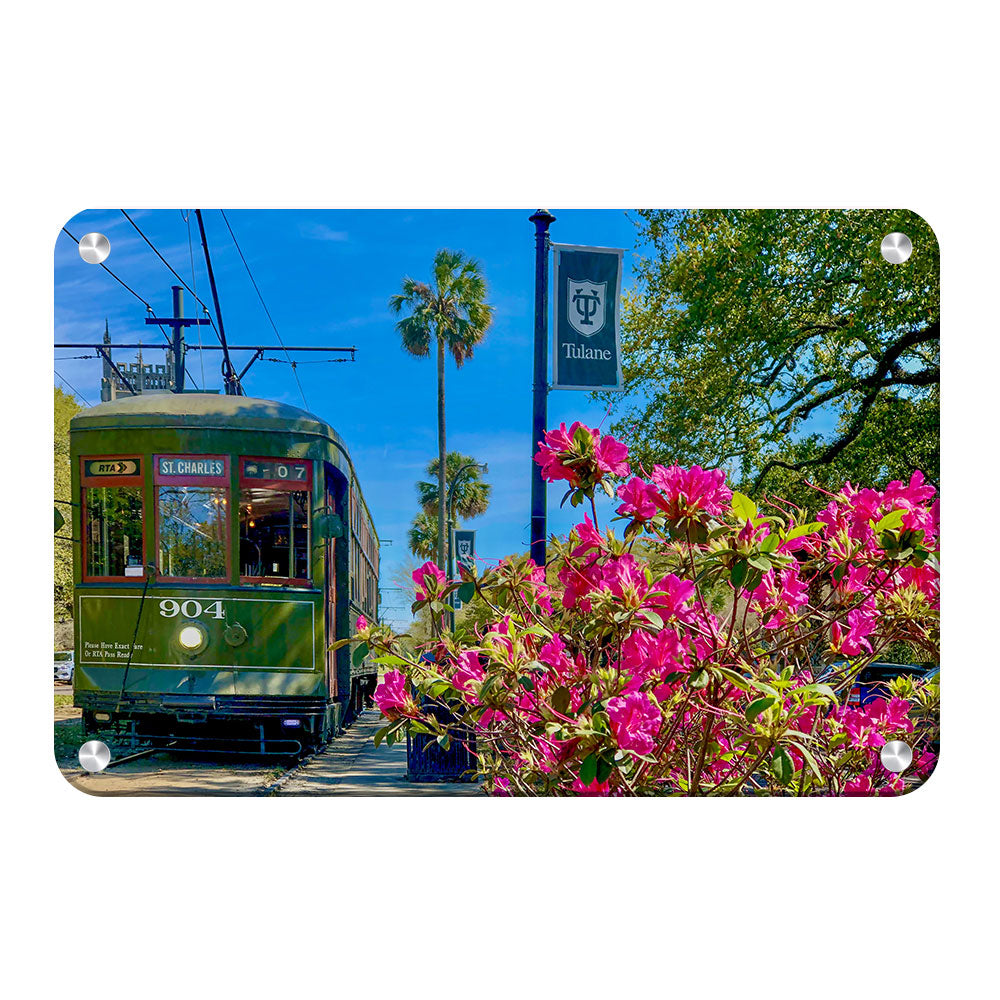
[{"left": 158, "top": 599, "right": 225, "bottom": 620}]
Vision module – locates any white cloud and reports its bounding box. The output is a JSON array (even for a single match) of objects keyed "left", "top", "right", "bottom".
[{"left": 298, "top": 223, "right": 349, "bottom": 243}]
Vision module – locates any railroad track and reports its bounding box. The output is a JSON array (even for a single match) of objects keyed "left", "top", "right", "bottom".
[{"left": 62, "top": 716, "right": 371, "bottom": 796}]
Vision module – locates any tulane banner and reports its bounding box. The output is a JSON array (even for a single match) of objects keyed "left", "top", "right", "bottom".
[
  {"left": 454, "top": 530, "right": 476, "bottom": 573},
  {"left": 552, "top": 243, "right": 624, "bottom": 391}
]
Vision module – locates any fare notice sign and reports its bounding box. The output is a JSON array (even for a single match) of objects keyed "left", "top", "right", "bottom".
[{"left": 552, "top": 243, "right": 625, "bottom": 391}]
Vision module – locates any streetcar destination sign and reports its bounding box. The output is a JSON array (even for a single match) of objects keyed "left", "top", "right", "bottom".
[
  {"left": 158, "top": 457, "right": 225, "bottom": 477},
  {"left": 84, "top": 459, "right": 140, "bottom": 477},
  {"left": 552, "top": 243, "right": 625, "bottom": 391},
  {"left": 242, "top": 459, "right": 309, "bottom": 482}
]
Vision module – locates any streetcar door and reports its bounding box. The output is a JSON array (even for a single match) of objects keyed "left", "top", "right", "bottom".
[{"left": 324, "top": 468, "right": 338, "bottom": 697}]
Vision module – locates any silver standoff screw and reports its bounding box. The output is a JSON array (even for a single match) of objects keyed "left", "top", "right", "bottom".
[
  {"left": 880, "top": 232, "right": 912, "bottom": 264},
  {"left": 79, "top": 740, "right": 111, "bottom": 773},
  {"left": 880, "top": 740, "right": 913, "bottom": 773},
  {"left": 78, "top": 232, "right": 111, "bottom": 265}
]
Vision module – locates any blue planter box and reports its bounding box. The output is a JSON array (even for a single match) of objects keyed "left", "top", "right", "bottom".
[{"left": 406, "top": 708, "right": 478, "bottom": 782}]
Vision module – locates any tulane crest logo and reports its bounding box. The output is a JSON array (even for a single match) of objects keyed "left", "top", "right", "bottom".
[{"left": 567, "top": 279, "right": 607, "bottom": 338}]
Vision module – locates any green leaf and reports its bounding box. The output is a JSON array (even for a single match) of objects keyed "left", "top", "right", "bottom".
[
  {"left": 730, "top": 560, "right": 748, "bottom": 589},
  {"left": 640, "top": 609, "right": 664, "bottom": 631},
  {"left": 787, "top": 740, "right": 823, "bottom": 781},
  {"left": 688, "top": 669, "right": 710, "bottom": 690},
  {"left": 748, "top": 554, "right": 772, "bottom": 571},
  {"left": 771, "top": 746, "right": 794, "bottom": 786},
  {"left": 352, "top": 642, "right": 369, "bottom": 667},
  {"left": 785, "top": 521, "right": 824, "bottom": 542},
  {"left": 745, "top": 696, "right": 776, "bottom": 723},
  {"left": 550, "top": 686, "right": 571, "bottom": 715},
  {"left": 457, "top": 582, "right": 476, "bottom": 604},
  {"left": 873, "top": 508, "right": 905, "bottom": 532},
  {"left": 596, "top": 755, "right": 615, "bottom": 783},
  {"left": 715, "top": 667, "right": 750, "bottom": 691},
  {"left": 373, "top": 724, "right": 391, "bottom": 748},
  {"left": 579, "top": 753, "right": 598, "bottom": 786},
  {"left": 759, "top": 532, "right": 780, "bottom": 553},
  {"left": 732, "top": 492, "right": 758, "bottom": 521}
]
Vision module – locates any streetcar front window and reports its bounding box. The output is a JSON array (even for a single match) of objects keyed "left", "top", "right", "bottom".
[
  {"left": 157, "top": 486, "right": 228, "bottom": 579},
  {"left": 84, "top": 486, "right": 144, "bottom": 579},
  {"left": 240, "top": 489, "right": 310, "bottom": 582}
]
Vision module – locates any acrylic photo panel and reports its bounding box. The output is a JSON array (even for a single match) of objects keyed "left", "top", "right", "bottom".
[{"left": 54, "top": 209, "right": 940, "bottom": 796}]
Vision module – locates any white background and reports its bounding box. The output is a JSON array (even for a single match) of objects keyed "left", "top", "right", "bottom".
[{"left": 3, "top": 2, "right": 995, "bottom": 997}]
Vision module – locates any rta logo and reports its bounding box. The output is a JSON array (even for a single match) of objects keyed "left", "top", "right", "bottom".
[{"left": 568, "top": 279, "right": 607, "bottom": 337}]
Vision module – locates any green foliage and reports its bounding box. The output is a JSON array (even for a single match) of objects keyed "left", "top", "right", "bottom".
[
  {"left": 54, "top": 388, "right": 82, "bottom": 620},
  {"left": 603, "top": 210, "right": 939, "bottom": 511},
  {"left": 388, "top": 249, "right": 495, "bottom": 368},
  {"left": 407, "top": 510, "right": 441, "bottom": 559},
  {"left": 416, "top": 451, "right": 492, "bottom": 520}
]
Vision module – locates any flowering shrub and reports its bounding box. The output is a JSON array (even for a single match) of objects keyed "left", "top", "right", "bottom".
[{"left": 351, "top": 423, "right": 939, "bottom": 796}]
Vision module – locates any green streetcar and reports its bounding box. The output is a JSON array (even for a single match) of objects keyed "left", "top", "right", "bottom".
[{"left": 69, "top": 392, "right": 379, "bottom": 753}]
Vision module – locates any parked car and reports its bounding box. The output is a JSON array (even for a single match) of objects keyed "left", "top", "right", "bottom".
[
  {"left": 54, "top": 650, "right": 74, "bottom": 684},
  {"left": 846, "top": 661, "right": 935, "bottom": 706}
]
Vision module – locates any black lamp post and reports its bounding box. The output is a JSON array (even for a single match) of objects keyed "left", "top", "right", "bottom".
[{"left": 447, "top": 460, "right": 488, "bottom": 588}]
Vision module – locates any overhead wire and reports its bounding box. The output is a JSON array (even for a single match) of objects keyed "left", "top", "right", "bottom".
[
  {"left": 219, "top": 209, "right": 309, "bottom": 410},
  {"left": 60, "top": 225, "right": 200, "bottom": 389},
  {"left": 120, "top": 210, "right": 215, "bottom": 317},
  {"left": 54, "top": 370, "right": 94, "bottom": 406},
  {"left": 60, "top": 227, "right": 172, "bottom": 348}
]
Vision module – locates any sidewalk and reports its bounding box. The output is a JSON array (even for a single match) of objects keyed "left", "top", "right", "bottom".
[{"left": 278, "top": 709, "right": 483, "bottom": 796}]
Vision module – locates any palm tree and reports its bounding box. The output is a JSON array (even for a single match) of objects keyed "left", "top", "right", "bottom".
[
  {"left": 407, "top": 510, "right": 440, "bottom": 560},
  {"left": 416, "top": 452, "right": 492, "bottom": 522},
  {"left": 389, "top": 249, "right": 494, "bottom": 570}
]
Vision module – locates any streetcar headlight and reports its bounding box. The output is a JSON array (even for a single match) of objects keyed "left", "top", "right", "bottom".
[{"left": 177, "top": 623, "right": 208, "bottom": 654}]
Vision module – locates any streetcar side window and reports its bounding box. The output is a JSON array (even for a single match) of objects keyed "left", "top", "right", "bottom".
[
  {"left": 84, "top": 486, "right": 144, "bottom": 579},
  {"left": 239, "top": 489, "right": 310, "bottom": 582},
  {"left": 238, "top": 458, "right": 312, "bottom": 586},
  {"left": 153, "top": 454, "right": 230, "bottom": 581},
  {"left": 157, "top": 486, "right": 229, "bottom": 579}
]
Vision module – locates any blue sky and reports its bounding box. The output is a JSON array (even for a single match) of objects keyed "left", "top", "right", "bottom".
[{"left": 55, "top": 209, "right": 648, "bottom": 627}]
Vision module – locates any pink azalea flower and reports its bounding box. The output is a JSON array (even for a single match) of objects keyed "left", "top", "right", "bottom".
[
  {"left": 412, "top": 560, "right": 447, "bottom": 601},
  {"left": 866, "top": 697, "right": 914, "bottom": 734},
  {"left": 594, "top": 434, "right": 630, "bottom": 478},
  {"left": 649, "top": 464, "right": 732, "bottom": 520},
  {"left": 534, "top": 422, "right": 629, "bottom": 489},
  {"left": 598, "top": 555, "right": 650, "bottom": 607},
  {"left": 572, "top": 776, "right": 612, "bottom": 796},
  {"left": 373, "top": 670, "right": 418, "bottom": 720},
  {"left": 843, "top": 774, "right": 874, "bottom": 796},
  {"left": 620, "top": 627, "right": 691, "bottom": 682},
  {"left": 558, "top": 557, "right": 602, "bottom": 611},
  {"left": 570, "top": 514, "right": 605, "bottom": 559},
  {"left": 646, "top": 573, "right": 696, "bottom": 619},
  {"left": 534, "top": 421, "right": 588, "bottom": 486},
  {"left": 749, "top": 564, "right": 809, "bottom": 629},
  {"left": 355, "top": 614, "right": 368, "bottom": 631},
  {"left": 491, "top": 776, "right": 512, "bottom": 796},
  {"left": 451, "top": 650, "right": 485, "bottom": 693},
  {"left": 616, "top": 477, "right": 660, "bottom": 519},
  {"left": 608, "top": 692, "right": 661, "bottom": 755},
  {"left": 539, "top": 633, "right": 575, "bottom": 676}
]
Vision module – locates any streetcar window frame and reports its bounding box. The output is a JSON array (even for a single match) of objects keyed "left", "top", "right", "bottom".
[
  {"left": 80, "top": 455, "right": 145, "bottom": 583},
  {"left": 238, "top": 457, "right": 313, "bottom": 587},
  {"left": 153, "top": 454, "right": 231, "bottom": 583}
]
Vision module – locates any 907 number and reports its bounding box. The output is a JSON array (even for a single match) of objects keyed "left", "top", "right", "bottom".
[{"left": 158, "top": 599, "right": 225, "bottom": 620}]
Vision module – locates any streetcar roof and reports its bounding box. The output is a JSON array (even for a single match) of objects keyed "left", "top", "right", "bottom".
[{"left": 70, "top": 392, "right": 348, "bottom": 448}]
